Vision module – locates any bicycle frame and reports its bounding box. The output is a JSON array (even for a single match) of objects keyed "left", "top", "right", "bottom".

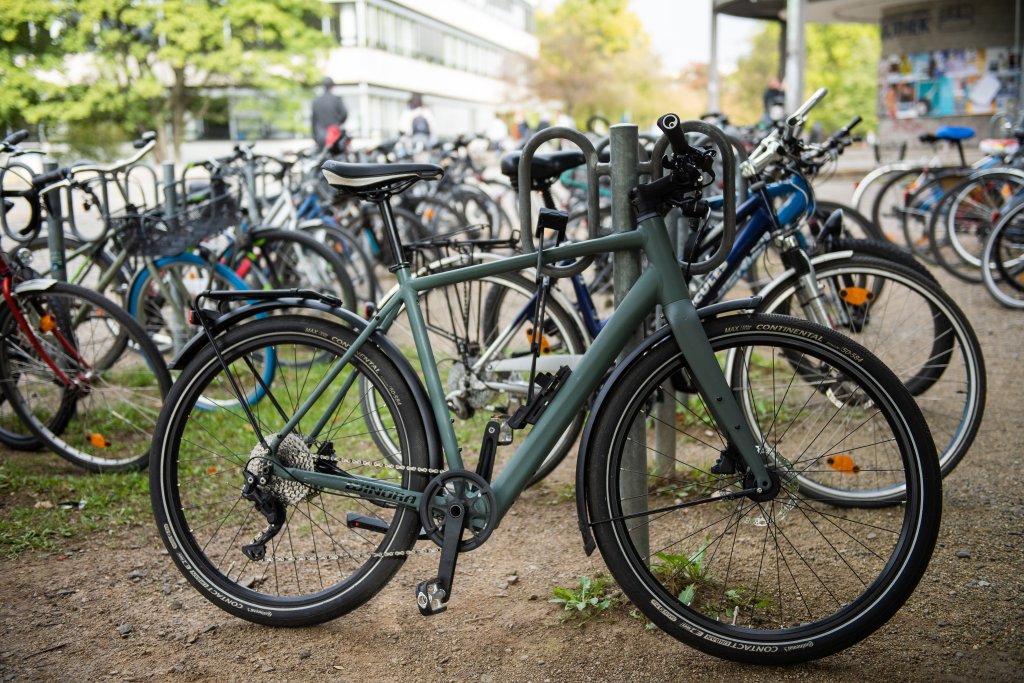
[
  {"left": 698, "top": 174, "right": 814, "bottom": 304},
  {"left": 246, "top": 209, "right": 772, "bottom": 526}
]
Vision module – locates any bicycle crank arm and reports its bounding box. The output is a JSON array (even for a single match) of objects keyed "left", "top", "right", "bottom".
[{"left": 415, "top": 501, "right": 468, "bottom": 616}]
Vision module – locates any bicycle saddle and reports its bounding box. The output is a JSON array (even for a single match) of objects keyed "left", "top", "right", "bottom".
[
  {"left": 919, "top": 126, "right": 975, "bottom": 143},
  {"left": 500, "top": 151, "right": 585, "bottom": 186},
  {"left": 321, "top": 161, "right": 444, "bottom": 193}
]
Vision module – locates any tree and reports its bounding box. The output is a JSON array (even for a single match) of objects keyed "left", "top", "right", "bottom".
[
  {"left": 725, "top": 22, "right": 880, "bottom": 134},
  {"left": 532, "top": 0, "right": 671, "bottom": 127},
  {"left": 0, "top": 0, "right": 331, "bottom": 159}
]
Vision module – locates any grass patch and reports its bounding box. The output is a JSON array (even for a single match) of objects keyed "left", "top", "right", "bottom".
[{"left": 0, "top": 455, "right": 149, "bottom": 558}]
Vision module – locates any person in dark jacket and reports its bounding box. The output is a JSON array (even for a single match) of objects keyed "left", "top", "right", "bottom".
[{"left": 311, "top": 76, "right": 348, "bottom": 150}]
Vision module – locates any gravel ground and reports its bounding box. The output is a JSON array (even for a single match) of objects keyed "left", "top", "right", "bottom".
[{"left": 1, "top": 185, "right": 1022, "bottom": 682}]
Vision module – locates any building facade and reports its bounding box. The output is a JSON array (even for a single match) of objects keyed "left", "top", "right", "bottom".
[{"left": 322, "top": 0, "right": 537, "bottom": 141}]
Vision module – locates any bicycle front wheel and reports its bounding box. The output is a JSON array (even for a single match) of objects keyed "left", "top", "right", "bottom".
[
  {"left": 756, "top": 255, "right": 985, "bottom": 485},
  {"left": 0, "top": 281, "right": 171, "bottom": 471},
  {"left": 585, "top": 314, "right": 940, "bottom": 664},
  {"left": 151, "top": 315, "right": 432, "bottom": 625}
]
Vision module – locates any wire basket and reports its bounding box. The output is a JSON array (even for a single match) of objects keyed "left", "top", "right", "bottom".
[{"left": 110, "top": 178, "right": 240, "bottom": 258}]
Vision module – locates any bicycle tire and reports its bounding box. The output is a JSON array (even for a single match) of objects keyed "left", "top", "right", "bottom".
[
  {"left": 869, "top": 167, "right": 921, "bottom": 243},
  {"left": 929, "top": 171, "right": 1024, "bottom": 283},
  {"left": 236, "top": 228, "right": 357, "bottom": 311},
  {"left": 585, "top": 313, "right": 940, "bottom": 664},
  {"left": 981, "top": 202, "right": 1024, "bottom": 308},
  {"left": 899, "top": 170, "right": 972, "bottom": 262},
  {"left": 297, "top": 221, "right": 379, "bottom": 305},
  {"left": 755, "top": 255, "right": 985, "bottom": 485},
  {"left": 151, "top": 315, "right": 430, "bottom": 625},
  {"left": 0, "top": 281, "right": 172, "bottom": 471}
]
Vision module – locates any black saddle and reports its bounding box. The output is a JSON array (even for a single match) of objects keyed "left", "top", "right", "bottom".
[
  {"left": 500, "top": 151, "right": 585, "bottom": 188},
  {"left": 321, "top": 160, "right": 444, "bottom": 195}
]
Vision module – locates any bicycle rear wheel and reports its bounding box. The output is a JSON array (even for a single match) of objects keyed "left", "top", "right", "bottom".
[
  {"left": 0, "top": 281, "right": 171, "bottom": 471},
  {"left": 151, "top": 315, "right": 431, "bottom": 625},
  {"left": 585, "top": 314, "right": 940, "bottom": 664}
]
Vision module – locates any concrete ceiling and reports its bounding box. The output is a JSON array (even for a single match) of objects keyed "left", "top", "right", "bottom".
[{"left": 714, "top": 0, "right": 900, "bottom": 23}]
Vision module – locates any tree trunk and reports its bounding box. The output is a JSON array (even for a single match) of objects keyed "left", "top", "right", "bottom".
[{"left": 170, "top": 67, "right": 186, "bottom": 162}]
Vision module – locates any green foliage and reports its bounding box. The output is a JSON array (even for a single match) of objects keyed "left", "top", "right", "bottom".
[
  {"left": 0, "top": 0, "right": 331, "bottom": 156},
  {"left": 651, "top": 535, "right": 712, "bottom": 603},
  {"left": 533, "top": 0, "right": 671, "bottom": 126},
  {"left": 725, "top": 22, "right": 880, "bottom": 134},
  {"left": 550, "top": 574, "right": 619, "bottom": 625}
]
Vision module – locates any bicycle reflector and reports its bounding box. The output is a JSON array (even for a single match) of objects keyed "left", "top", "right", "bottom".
[
  {"left": 38, "top": 314, "right": 56, "bottom": 333},
  {"left": 839, "top": 287, "right": 875, "bottom": 306},
  {"left": 87, "top": 433, "right": 111, "bottom": 448},
  {"left": 826, "top": 454, "right": 861, "bottom": 474}
]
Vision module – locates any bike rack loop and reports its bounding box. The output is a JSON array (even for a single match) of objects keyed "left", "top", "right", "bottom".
[
  {"left": 516, "top": 126, "right": 603, "bottom": 279},
  {"left": 648, "top": 119, "right": 737, "bottom": 276}
]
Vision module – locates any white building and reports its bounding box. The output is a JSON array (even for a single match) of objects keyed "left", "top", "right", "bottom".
[{"left": 322, "top": 0, "right": 538, "bottom": 141}]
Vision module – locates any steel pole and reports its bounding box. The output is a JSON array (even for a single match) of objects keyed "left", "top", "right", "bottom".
[
  {"left": 42, "top": 161, "right": 66, "bottom": 281},
  {"left": 708, "top": 7, "right": 721, "bottom": 112},
  {"left": 610, "top": 123, "right": 648, "bottom": 557}
]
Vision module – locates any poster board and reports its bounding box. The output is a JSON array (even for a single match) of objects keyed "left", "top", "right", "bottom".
[{"left": 880, "top": 47, "right": 1020, "bottom": 119}]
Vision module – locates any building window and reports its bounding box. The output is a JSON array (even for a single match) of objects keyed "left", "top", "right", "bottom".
[{"left": 339, "top": 4, "right": 357, "bottom": 46}]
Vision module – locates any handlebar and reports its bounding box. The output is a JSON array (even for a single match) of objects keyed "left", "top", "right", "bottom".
[
  {"left": 61, "top": 133, "right": 157, "bottom": 176},
  {"left": 656, "top": 113, "right": 692, "bottom": 155},
  {"left": 2, "top": 130, "right": 29, "bottom": 148},
  {"left": 31, "top": 167, "right": 68, "bottom": 190},
  {"left": 784, "top": 87, "right": 828, "bottom": 140}
]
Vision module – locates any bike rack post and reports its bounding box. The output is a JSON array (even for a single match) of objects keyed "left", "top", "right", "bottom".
[
  {"left": 609, "top": 123, "right": 649, "bottom": 557},
  {"left": 162, "top": 162, "right": 177, "bottom": 227},
  {"left": 42, "top": 160, "right": 66, "bottom": 281}
]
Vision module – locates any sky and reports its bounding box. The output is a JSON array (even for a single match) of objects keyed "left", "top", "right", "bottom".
[
  {"left": 630, "top": 0, "right": 764, "bottom": 73},
  {"left": 536, "top": 0, "right": 766, "bottom": 74}
]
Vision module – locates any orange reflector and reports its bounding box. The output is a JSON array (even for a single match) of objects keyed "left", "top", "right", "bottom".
[
  {"left": 525, "top": 327, "right": 551, "bottom": 354},
  {"left": 87, "top": 433, "right": 111, "bottom": 448},
  {"left": 826, "top": 454, "right": 860, "bottom": 474},
  {"left": 839, "top": 287, "right": 874, "bottom": 306},
  {"left": 39, "top": 314, "right": 57, "bottom": 333}
]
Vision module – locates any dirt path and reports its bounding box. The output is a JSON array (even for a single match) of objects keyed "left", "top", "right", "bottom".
[{"left": 1, "top": 267, "right": 1022, "bottom": 683}]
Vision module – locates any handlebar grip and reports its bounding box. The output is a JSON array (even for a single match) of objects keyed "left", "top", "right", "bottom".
[
  {"left": 31, "top": 167, "right": 67, "bottom": 189},
  {"left": 657, "top": 114, "right": 691, "bottom": 155},
  {"left": 3, "top": 130, "right": 29, "bottom": 147},
  {"left": 786, "top": 87, "right": 829, "bottom": 127},
  {"left": 844, "top": 115, "right": 863, "bottom": 133},
  {"left": 132, "top": 131, "right": 157, "bottom": 148}
]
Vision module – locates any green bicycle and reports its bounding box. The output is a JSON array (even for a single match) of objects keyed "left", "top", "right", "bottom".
[{"left": 150, "top": 107, "right": 940, "bottom": 664}]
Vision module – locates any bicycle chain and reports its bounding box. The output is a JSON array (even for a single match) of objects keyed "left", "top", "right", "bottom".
[
  {"left": 260, "top": 546, "right": 440, "bottom": 563},
  {"left": 325, "top": 455, "right": 446, "bottom": 475}
]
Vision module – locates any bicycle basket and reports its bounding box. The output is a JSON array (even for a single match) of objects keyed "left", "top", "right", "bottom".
[{"left": 111, "top": 178, "right": 240, "bottom": 258}]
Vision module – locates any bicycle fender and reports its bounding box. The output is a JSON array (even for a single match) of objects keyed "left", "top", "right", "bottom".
[
  {"left": 170, "top": 297, "right": 442, "bottom": 470},
  {"left": 574, "top": 296, "right": 760, "bottom": 556},
  {"left": 750, "top": 250, "right": 855, "bottom": 304},
  {"left": 13, "top": 278, "right": 60, "bottom": 294}
]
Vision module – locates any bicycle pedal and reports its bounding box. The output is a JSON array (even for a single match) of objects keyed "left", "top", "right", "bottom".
[
  {"left": 415, "top": 578, "right": 448, "bottom": 616},
  {"left": 346, "top": 513, "right": 430, "bottom": 540}
]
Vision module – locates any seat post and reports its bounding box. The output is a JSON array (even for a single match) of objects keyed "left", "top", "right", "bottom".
[{"left": 375, "top": 196, "right": 408, "bottom": 270}]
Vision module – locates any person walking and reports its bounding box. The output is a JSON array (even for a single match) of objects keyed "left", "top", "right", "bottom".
[
  {"left": 311, "top": 76, "right": 348, "bottom": 150},
  {"left": 400, "top": 93, "right": 435, "bottom": 147}
]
